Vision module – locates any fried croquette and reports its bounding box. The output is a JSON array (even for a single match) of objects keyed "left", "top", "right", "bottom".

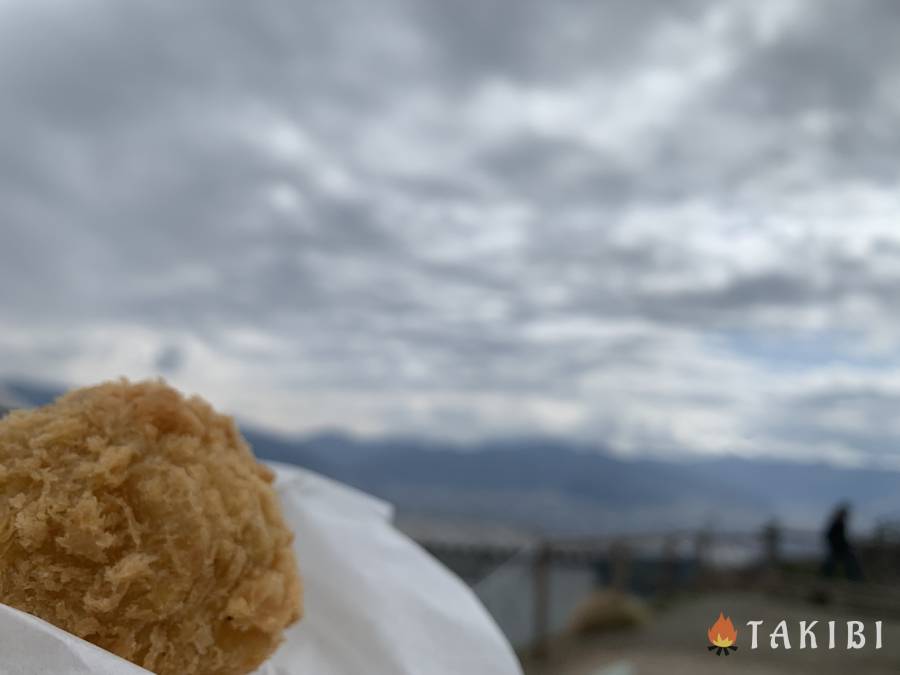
[{"left": 0, "top": 379, "right": 302, "bottom": 675}]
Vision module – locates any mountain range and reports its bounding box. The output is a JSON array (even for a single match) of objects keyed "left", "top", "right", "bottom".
[{"left": 4, "top": 378, "right": 900, "bottom": 537}]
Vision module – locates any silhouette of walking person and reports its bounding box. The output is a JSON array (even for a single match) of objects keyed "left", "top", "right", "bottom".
[{"left": 822, "top": 503, "right": 863, "bottom": 581}]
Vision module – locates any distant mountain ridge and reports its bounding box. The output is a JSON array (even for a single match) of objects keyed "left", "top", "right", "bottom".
[
  {"left": 249, "top": 431, "right": 900, "bottom": 535},
  {"left": 4, "top": 378, "right": 899, "bottom": 535}
]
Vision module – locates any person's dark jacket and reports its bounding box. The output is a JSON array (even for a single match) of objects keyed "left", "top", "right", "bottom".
[{"left": 826, "top": 514, "right": 849, "bottom": 554}]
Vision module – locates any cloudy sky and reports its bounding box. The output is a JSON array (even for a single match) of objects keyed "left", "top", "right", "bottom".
[{"left": 2, "top": 0, "right": 900, "bottom": 466}]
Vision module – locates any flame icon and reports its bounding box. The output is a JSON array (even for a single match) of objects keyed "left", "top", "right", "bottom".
[{"left": 707, "top": 612, "right": 738, "bottom": 655}]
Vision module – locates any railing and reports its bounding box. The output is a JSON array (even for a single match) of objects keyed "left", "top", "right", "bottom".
[{"left": 418, "top": 525, "right": 900, "bottom": 658}]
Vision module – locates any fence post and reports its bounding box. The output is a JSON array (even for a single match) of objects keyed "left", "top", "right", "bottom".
[
  {"left": 761, "top": 521, "right": 781, "bottom": 587},
  {"left": 610, "top": 539, "right": 631, "bottom": 591},
  {"left": 532, "top": 543, "right": 551, "bottom": 660},
  {"left": 692, "top": 529, "right": 711, "bottom": 588},
  {"left": 762, "top": 521, "right": 781, "bottom": 567},
  {"left": 659, "top": 534, "right": 677, "bottom": 594}
]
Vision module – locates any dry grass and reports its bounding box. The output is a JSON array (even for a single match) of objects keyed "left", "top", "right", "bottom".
[{"left": 569, "top": 589, "right": 651, "bottom": 635}]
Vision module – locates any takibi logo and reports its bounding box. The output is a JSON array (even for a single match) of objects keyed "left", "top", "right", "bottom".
[
  {"left": 707, "top": 612, "right": 738, "bottom": 655},
  {"left": 704, "top": 612, "right": 884, "bottom": 654}
]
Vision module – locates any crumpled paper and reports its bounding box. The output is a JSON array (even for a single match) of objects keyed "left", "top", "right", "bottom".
[{"left": 0, "top": 462, "right": 523, "bottom": 675}]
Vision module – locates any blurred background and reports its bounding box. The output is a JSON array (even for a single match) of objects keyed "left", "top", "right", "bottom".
[{"left": 2, "top": 0, "right": 900, "bottom": 672}]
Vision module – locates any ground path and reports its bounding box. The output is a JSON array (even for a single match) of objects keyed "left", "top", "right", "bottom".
[{"left": 522, "top": 590, "right": 900, "bottom": 675}]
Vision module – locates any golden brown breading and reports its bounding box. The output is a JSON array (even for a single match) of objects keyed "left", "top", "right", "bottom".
[{"left": 0, "top": 379, "right": 301, "bottom": 675}]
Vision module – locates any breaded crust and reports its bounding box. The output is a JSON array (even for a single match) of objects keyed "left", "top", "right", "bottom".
[{"left": 0, "top": 379, "right": 302, "bottom": 675}]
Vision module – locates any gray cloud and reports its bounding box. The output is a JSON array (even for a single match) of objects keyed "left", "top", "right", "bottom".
[{"left": 2, "top": 0, "right": 900, "bottom": 465}]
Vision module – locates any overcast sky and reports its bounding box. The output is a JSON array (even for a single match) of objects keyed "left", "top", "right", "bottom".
[{"left": 2, "top": 0, "right": 900, "bottom": 465}]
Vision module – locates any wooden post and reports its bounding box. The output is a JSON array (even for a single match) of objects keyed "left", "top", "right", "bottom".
[
  {"left": 762, "top": 521, "right": 780, "bottom": 567},
  {"left": 610, "top": 540, "right": 631, "bottom": 591},
  {"left": 660, "top": 534, "right": 677, "bottom": 594},
  {"left": 532, "top": 543, "right": 551, "bottom": 660},
  {"left": 760, "top": 521, "right": 781, "bottom": 588},
  {"left": 693, "top": 529, "right": 711, "bottom": 588}
]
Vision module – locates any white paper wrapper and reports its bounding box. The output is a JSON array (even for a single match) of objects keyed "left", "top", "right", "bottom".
[
  {"left": 0, "top": 604, "right": 152, "bottom": 674},
  {"left": 0, "top": 462, "right": 523, "bottom": 675}
]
